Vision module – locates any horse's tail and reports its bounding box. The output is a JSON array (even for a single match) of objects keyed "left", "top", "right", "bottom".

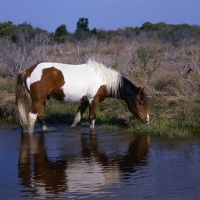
[{"left": 15, "top": 71, "right": 31, "bottom": 133}]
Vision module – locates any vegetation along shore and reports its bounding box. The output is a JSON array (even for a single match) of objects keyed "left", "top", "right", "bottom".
[{"left": 0, "top": 19, "right": 200, "bottom": 137}]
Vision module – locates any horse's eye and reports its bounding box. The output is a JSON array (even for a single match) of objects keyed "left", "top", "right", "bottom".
[{"left": 137, "top": 99, "right": 144, "bottom": 105}]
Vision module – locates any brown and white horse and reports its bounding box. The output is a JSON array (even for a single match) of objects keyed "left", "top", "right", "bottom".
[{"left": 15, "top": 60, "right": 149, "bottom": 134}]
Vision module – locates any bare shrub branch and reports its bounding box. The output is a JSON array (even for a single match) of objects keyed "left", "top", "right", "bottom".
[
  {"left": 120, "top": 43, "right": 160, "bottom": 82},
  {"left": 0, "top": 27, "right": 54, "bottom": 77},
  {"left": 164, "top": 45, "right": 200, "bottom": 86}
]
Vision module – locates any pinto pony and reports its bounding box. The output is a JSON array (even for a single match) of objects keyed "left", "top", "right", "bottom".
[{"left": 15, "top": 60, "right": 149, "bottom": 134}]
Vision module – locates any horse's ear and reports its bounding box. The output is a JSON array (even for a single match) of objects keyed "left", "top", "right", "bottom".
[{"left": 137, "top": 87, "right": 144, "bottom": 95}]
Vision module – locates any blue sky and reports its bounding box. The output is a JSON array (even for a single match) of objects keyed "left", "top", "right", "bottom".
[{"left": 0, "top": 0, "right": 199, "bottom": 33}]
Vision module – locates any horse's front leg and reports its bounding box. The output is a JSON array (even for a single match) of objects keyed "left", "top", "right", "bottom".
[
  {"left": 89, "top": 98, "right": 99, "bottom": 130},
  {"left": 37, "top": 100, "right": 48, "bottom": 132},
  {"left": 71, "top": 101, "right": 89, "bottom": 127}
]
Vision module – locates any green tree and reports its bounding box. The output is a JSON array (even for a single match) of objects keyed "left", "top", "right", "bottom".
[
  {"left": 12, "top": 22, "right": 48, "bottom": 44},
  {"left": 55, "top": 24, "right": 68, "bottom": 43},
  {"left": 91, "top": 28, "right": 97, "bottom": 35},
  {"left": 74, "top": 18, "right": 92, "bottom": 40},
  {"left": 76, "top": 18, "right": 89, "bottom": 32},
  {"left": 141, "top": 22, "right": 157, "bottom": 31},
  {"left": 14, "top": 22, "right": 35, "bottom": 42},
  {"left": 0, "top": 21, "right": 15, "bottom": 39}
]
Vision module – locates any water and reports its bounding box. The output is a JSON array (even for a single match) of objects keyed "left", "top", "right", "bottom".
[{"left": 0, "top": 121, "right": 200, "bottom": 199}]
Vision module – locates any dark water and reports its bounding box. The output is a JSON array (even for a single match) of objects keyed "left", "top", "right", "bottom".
[{"left": 0, "top": 122, "right": 200, "bottom": 200}]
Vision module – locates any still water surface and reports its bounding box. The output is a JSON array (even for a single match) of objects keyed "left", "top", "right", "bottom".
[{"left": 0, "top": 121, "right": 200, "bottom": 199}]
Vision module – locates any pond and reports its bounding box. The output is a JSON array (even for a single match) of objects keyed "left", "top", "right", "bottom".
[{"left": 0, "top": 121, "right": 200, "bottom": 200}]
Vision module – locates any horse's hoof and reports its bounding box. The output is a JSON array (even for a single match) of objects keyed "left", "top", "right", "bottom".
[
  {"left": 42, "top": 125, "right": 48, "bottom": 131},
  {"left": 89, "top": 127, "right": 95, "bottom": 134}
]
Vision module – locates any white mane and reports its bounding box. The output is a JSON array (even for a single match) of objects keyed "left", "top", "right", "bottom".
[{"left": 87, "top": 60, "right": 122, "bottom": 96}]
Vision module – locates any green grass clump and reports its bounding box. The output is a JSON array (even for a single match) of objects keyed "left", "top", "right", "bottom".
[
  {"left": 128, "top": 119, "right": 190, "bottom": 138},
  {"left": 44, "top": 99, "right": 79, "bottom": 124}
]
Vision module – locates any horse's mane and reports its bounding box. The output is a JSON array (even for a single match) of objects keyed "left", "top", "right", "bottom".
[
  {"left": 87, "top": 60, "right": 122, "bottom": 96},
  {"left": 120, "top": 76, "right": 138, "bottom": 96}
]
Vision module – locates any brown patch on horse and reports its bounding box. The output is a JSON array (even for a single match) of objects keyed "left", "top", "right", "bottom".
[
  {"left": 94, "top": 85, "right": 108, "bottom": 102},
  {"left": 81, "top": 85, "right": 107, "bottom": 111},
  {"left": 30, "top": 66, "right": 65, "bottom": 104},
  {"left": 81, "top": 95, "right": 89, "bottom": 102}
]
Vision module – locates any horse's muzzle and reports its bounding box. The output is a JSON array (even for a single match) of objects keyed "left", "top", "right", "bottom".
[{"left": 146, "top": 113, "right": 149, "bottom": 124}]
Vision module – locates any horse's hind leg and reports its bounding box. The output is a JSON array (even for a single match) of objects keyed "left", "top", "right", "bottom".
[
  {"left": 28, "top": 112, "right": 37, "bottom": 134},
  {"left": 29, "top": 98, "right": 47, "bottom": 133},
  {"left": 71, "top": 101, "right": 89, "bottom": 127},
  {"left": 37, "top": 114, "right": 47, "bottom": 131}
]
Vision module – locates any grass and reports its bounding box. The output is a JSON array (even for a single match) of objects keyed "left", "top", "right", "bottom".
[
  {"left": 44, "top": 99, "right": 79, "bottom": 124},
  {"left": 0, "top": 79, "right": 15, "bottom": 93},
  {"left": 39, "top": 97, "right": 200, "bottom": 138},
  {"left": 129, "top": 119, "right": 193, "bottom": 138},
  {"left": 44, "top": 98, "right": 130, "bottom": 126}
]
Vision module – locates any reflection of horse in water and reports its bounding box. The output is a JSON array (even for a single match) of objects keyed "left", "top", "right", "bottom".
[
  {"left": 80, "top": 132, "right": 149, "bottom": 177},
  {"left": 18, "top": 134, "right": 68, "bottom": 197},
  {"left": 18, "top": 131, "right": 149, "bottom": 197}
]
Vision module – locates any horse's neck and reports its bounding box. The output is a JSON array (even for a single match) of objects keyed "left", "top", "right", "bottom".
[{"left": 107, "top": 76, "right": 137, "bottom": 103}]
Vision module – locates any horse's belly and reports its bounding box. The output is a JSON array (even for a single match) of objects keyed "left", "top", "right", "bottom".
[
  {"left": 61, "top": 82, "right": 101, "bottom": 103},
  {"left": 62, "top": 92, "right": 85, "bottom": 102}
]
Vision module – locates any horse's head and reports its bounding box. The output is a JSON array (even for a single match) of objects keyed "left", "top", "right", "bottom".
[{"left": 128, "top": 87, "right": 149, "bottom": 124}]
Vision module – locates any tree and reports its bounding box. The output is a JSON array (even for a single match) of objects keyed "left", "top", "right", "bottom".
[
  {"left": 0, "top": 21, "right": 15, "bottom": 39},
  {"left": 91, "top": 28, "right": 97, "bottom": 35},
  {"left": 141, "top": 22, "right": 156, "bottom": 31},
  {"left": 12, "top": 22, "right": 36, "bottom": 43},
  {"left": 76, "top": 18, "right": 89, "bottom": 32},
  {"left": 55, "top": 24, "right": 68, "bottom": 43},
  {"left": 74, "top": 18, "right": 92, "bottom": 40}
]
